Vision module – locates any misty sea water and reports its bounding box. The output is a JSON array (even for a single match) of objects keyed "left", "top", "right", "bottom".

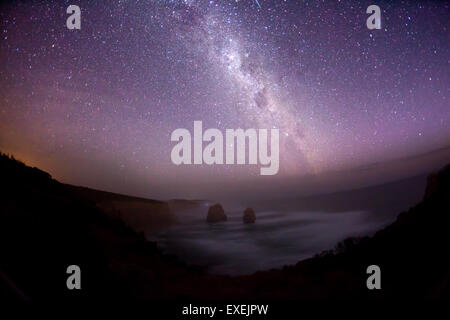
[{"left": 149, "top": 207, "right": 389, "bottom": 275}]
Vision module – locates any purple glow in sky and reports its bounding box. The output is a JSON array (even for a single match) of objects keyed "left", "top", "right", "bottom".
[{"left": 0, "top": 0, "right": 449, "bottom": 200}]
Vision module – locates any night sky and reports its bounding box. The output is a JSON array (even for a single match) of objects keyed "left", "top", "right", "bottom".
[{"left": 0, "top": 0, "right": 449, "bottom": 200}]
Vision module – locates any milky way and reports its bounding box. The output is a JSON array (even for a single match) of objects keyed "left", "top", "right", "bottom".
[{"left": 0, "top": 0, "right": 449, "bottom": 199}]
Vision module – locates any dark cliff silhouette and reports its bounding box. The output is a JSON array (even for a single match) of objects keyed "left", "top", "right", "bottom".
[{"left": 0, "top": 152, "right": 449, "bottom": 300}]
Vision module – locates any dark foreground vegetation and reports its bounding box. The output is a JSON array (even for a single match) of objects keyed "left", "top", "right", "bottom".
[{"left": 0, "top": 152, "right": 449, "bottom": 300}]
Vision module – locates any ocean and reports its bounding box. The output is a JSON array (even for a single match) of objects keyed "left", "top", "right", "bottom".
[{"left": 149, "top": 206, "right": 391, "bottom": 275}]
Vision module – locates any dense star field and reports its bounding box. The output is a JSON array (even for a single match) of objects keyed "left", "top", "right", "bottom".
[{"left": 0, "top": 0, "right": 448, "bottom": 199}]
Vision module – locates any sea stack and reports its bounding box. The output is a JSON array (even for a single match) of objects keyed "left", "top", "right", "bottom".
[
  {"left": 206, "top": 203, "right": 227, "bottom": 223},
  {"left": 243, "top": 208, "right": 256, "bottom": 224}
]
